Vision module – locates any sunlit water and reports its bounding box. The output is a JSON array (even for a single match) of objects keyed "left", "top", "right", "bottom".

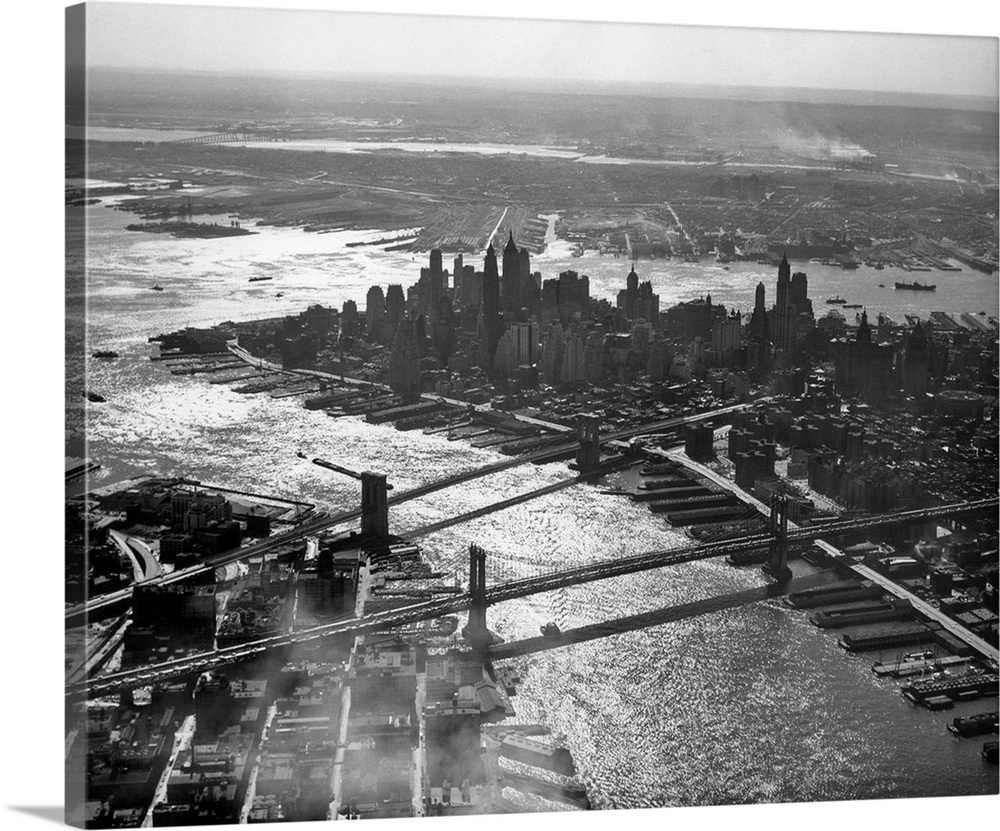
[{"left": 68, "top": 201, "right": 998, "bottom": 808}]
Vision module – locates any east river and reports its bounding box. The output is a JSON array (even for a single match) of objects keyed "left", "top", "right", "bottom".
[{"left": 67, "top": 199, "right": 998, "bottom": 809}]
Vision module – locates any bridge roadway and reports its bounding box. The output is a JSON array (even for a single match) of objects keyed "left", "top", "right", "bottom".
[
  {"left": 65, "top": 388, "right": 745, "bottom": 626},
  {"left": 65, "top": 498, "right": 995, "bottom": 700},
  {"left": 666, "top": 450, "right": 1000, "bottom": 664}
]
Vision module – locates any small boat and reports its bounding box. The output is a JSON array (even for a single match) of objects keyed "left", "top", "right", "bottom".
[
  {"left": 826, "top": 296, "right": 847, "bottom": 305},
  {"left": 296, "top": 451, "right": 307, "bottom": 459},
  {"left": 275, "top": 292, "right": 284, "bottom": 297},
  {"left": 92, "top": 350, "right": 119, "bottom": 359},
  {"left": 878, "top": 283, "right": 886, "bottom": 288},
  {"left": 83, "top": 390, "right": 106, "bottom": 403},
  {"left": 151, "top": 284, "right": 164, "bottom": 291}
]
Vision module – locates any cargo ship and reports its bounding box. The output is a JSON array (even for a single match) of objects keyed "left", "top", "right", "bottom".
[
  {"left": 946, "top": 711, "right": 998, "bottom": 738},
  {"left": 895, "top": 281, "right": 936, "bottom": 291}
]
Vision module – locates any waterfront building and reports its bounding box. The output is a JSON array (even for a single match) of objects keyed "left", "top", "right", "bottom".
[
  {"left": 341, "top": 299, "right": 360, "bottom": 340},
  {"left": 366, "top": 284, "right": 387, "bottom": 342},
  {"left": 833, "top": 310, "right": 895, "bottom": 404},
  {"left": 541, "top": 269, "right": 590, "bottom": 323},
  {"left": 385, "top": 284, "right": 406, "bottom": 339},
  {"left": 388, "top": 317, "right": 423, "bottom": 398},
  {"left": 662, "top": 294, "right": 717, "bottom": 344},
  {"left": 636, "top": 278, "right": 660, "bottom": 326}
]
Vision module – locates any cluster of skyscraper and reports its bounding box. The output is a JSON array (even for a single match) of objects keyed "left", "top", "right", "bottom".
[{"left": 340, "top": 241, "right": 975, "bottom": 412}]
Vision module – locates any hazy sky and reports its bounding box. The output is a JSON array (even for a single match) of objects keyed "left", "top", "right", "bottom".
[{"left": 84, "top": 1, "right": 998, "bottom": 99}]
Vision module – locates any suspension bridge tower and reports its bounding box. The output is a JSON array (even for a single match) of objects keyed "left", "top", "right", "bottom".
[
  {"left": 360, "top": 471, "right": 389, "bottom": 538},
  {"left": 763, "top": 493, "right": 792, "bottom": 582},
  {"left": 462, "top": 544, "right": 499, "bottom": 652},
  {"left": 575, "top": 413, "right": 602, "bottom": 470}
]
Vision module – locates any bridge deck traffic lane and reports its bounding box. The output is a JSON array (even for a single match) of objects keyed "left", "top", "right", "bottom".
[
  {"left": 489, "top": 569, "right": 843, "bottom": 660},
  {"left": 65, "top": 499, "right": 996, "bottom": 700},
  {"left": 668, "top": 450, "right": 999, "bottom": 663}
]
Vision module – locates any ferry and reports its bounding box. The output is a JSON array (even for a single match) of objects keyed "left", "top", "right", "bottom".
[{"left": 895, "top": 281, "right": 936, "bottom": 291}]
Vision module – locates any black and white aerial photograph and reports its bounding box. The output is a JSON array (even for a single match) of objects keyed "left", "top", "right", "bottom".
[{"left": 47, "top": 0, "right": 1000, "bottom": 827}]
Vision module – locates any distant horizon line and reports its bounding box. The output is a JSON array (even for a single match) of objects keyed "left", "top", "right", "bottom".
[{"left": 82, "top": 64, "right": 999, "bottom": 111}]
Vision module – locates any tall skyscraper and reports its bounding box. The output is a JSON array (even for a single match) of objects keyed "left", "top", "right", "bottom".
[
  {"left": 481, "top": 243, "right": 502, "bottom": 368},
  {"left": 751, "top": 281, "right": 768, "bottom": 341},
  {"left": 452, "top": 254, "right": 464, "bottom": 304},
  {"left": 902, "top": 322, "right": 930, "bottom": 397},
  {"left": 625, "top": 265, "right": 639, "bottom": 320},
  {"left": 365, "top": 285, "right": 386, "bottom": 343},
  {"left": 501, "top": 232, "right": 520, "bottom": 314},
  {"left": 385, "top": 284, "right": 406, "bottom": 339},
  {"left": 774, "top": 253, "right": 791, "bottom": 352}
]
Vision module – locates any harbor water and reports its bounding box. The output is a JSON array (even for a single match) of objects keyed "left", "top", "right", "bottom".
[{"left": 68, "top": 200, "right": 999, "bottom": 808}]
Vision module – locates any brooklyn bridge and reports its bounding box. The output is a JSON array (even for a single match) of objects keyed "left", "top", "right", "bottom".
[{"left": 66, "top": 494, "right": 997, "bottom": 702}]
